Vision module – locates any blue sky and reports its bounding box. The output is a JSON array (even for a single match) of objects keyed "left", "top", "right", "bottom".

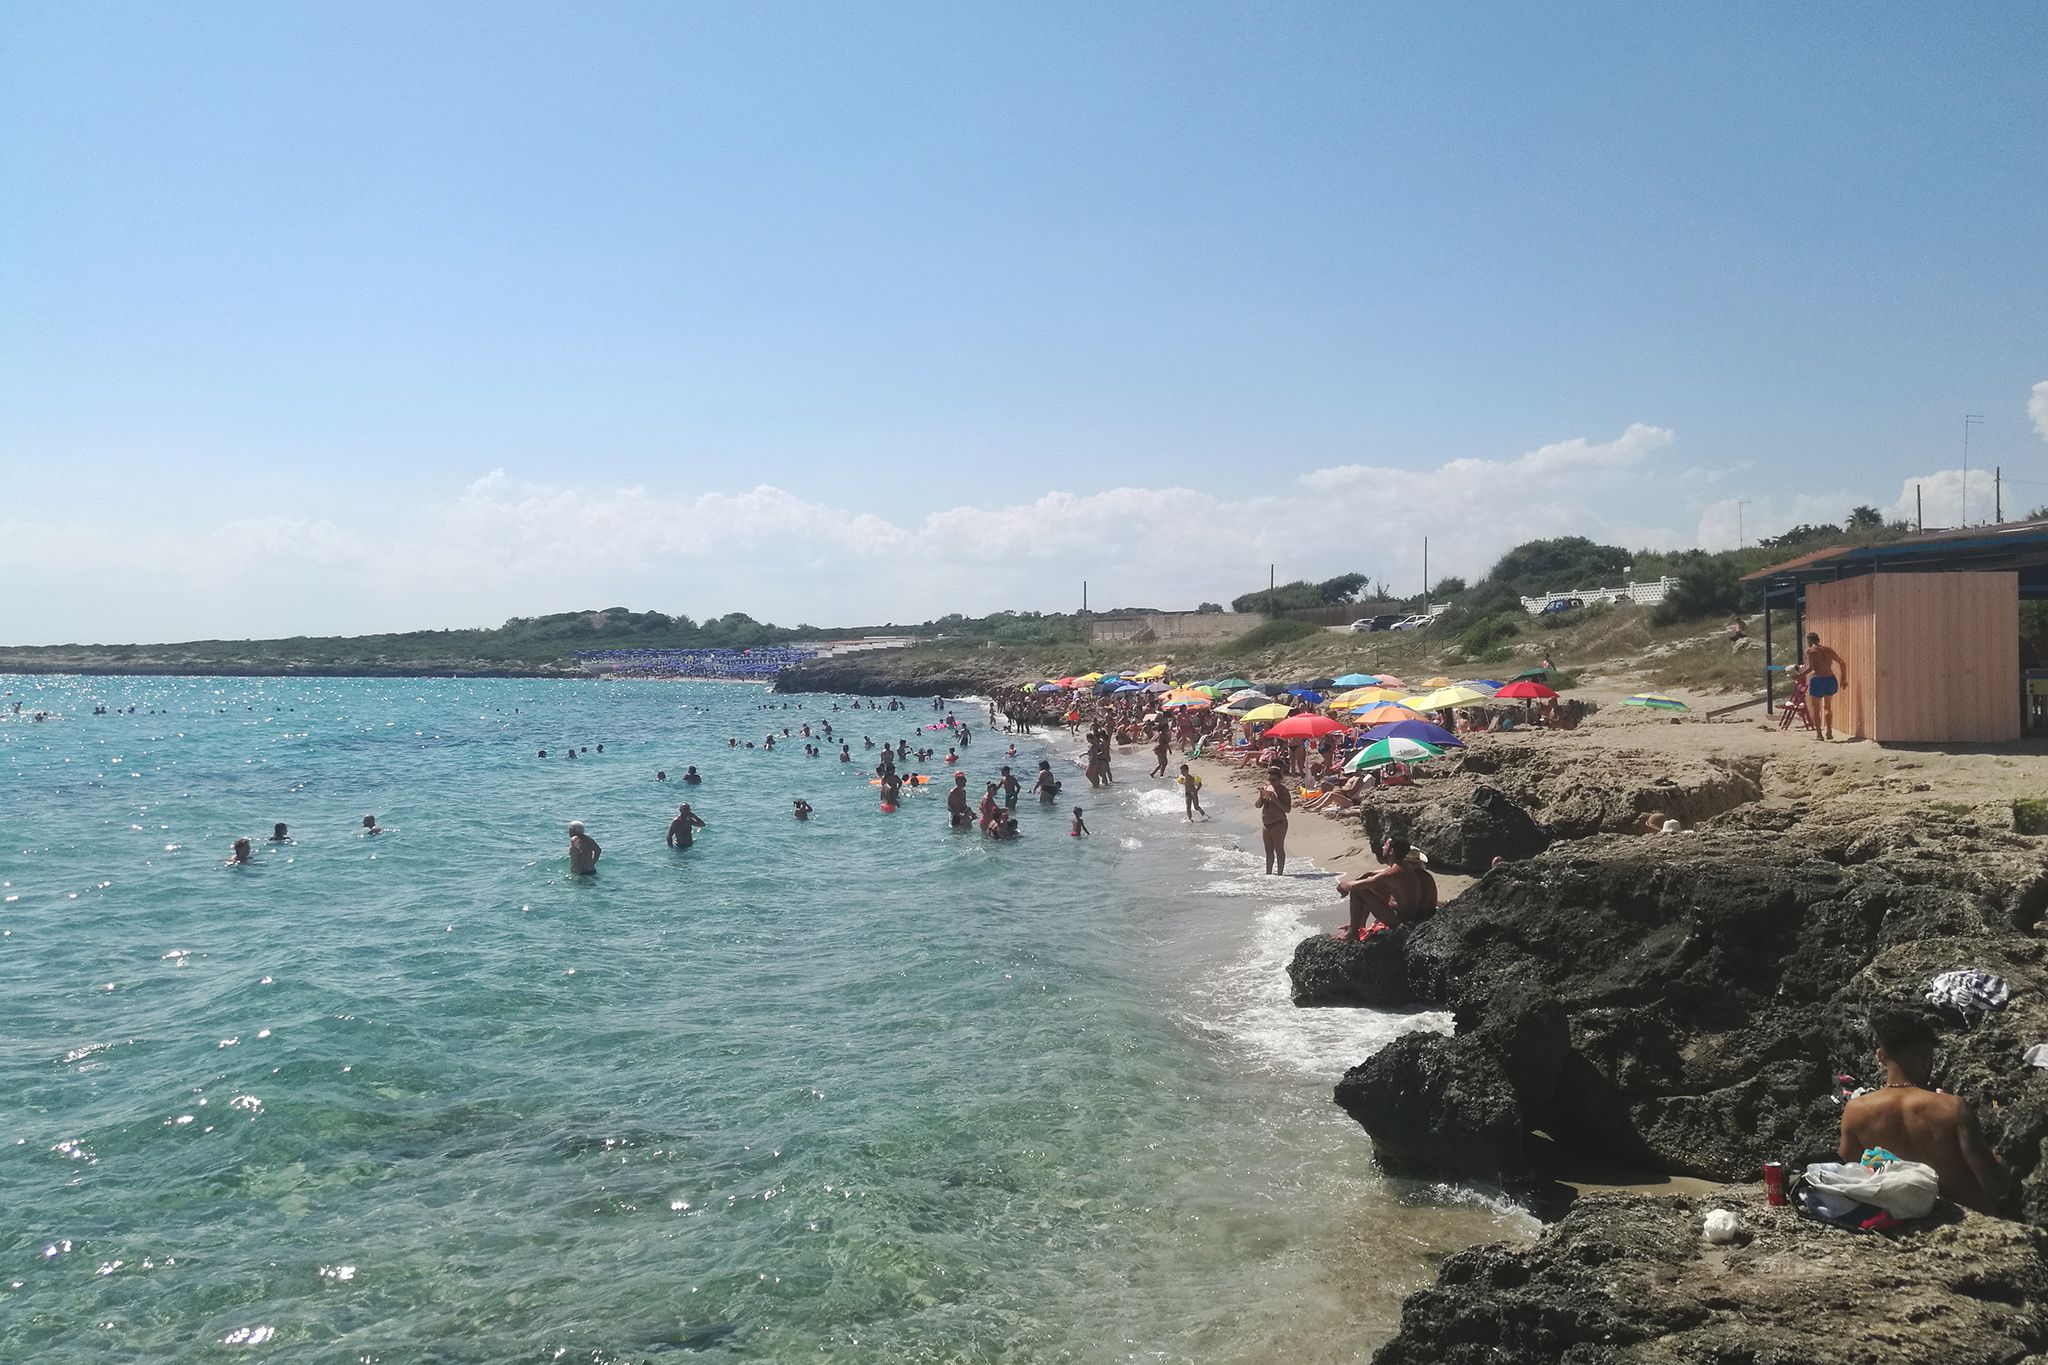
[{"left": 3, "top": 3, "right": 2045, "bottom": 642}]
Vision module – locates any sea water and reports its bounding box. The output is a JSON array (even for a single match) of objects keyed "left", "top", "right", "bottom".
[{"left": 0, "top": 676, "right": 1530, "bottom": 1363}]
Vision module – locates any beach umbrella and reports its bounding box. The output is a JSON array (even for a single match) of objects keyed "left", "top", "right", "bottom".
[
  {"left": 1494, "top": 680, "right": 1558, "bottom": 701},
  {"left": 1334, "top": 687, "right": 1408, "bottom": 706},
  {"left": 1282, "top": 687, "right": 1325, "bottom": 704},
  {"left": 1511, "top": 667, "right": 1550, "bottom": 681},
  {"left": 1345, "top": 737, "right": 1445, "bottom": 771},
  {"left": 1262, "top": 713, "right": 1348, "bottom": 740},
  {"left": 1239, "top": 703, "right": 1292, "bottom": 724},
  {"left": 1142, "top": 681, "right": 1172, "bottom": 694},
  {"left": 1036, "top": 683, "right": 1065, "bottom": 693},
  {"left": 1304, "top": 677, "right": 1337, "bottom": 690},
  {"left": 1333, "top": 673, "right": 1379, "bottom": 687},
  {"left": 1348, "top": 703, "right": 1429, "bottom": 726},
  {"left": 1372, "top": 674, "right": 1405, "bottom": 689},
  {"left": 1360, "top": 719, "right": 1464, "bottom": 748},
  {"left": 1112, "top": 682, "right": 1143, "bottom": 694},
  {"left": 1403, "top": 686, "right": 1491, "bottom": 711},
  {"left": 1077, "top": 673, "right": 1104, "bottom": 683},
  {"left": 1054, "top": 676, "right": 1079, "bottom": 688},
  {"left": 1625, "top": 693, "right": 1689, "bottom": 711},
  {"left": 1463, "top": 679, "right": 1504, "bottom": 690},
  {"left": 1418, "top": 676, "right": 1454, "bottom": 689},
  {"left": 1160, "top": 695, "right": 1212, "bottom": 710},
  {"left": 1226, "top": 688, "right": 1274, "bottom": 704},
  {"left": 1214, "top": 678, "right": 1252, "bottom": 692}
]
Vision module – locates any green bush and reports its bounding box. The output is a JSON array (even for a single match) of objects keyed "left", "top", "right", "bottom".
[
  {"left": 1456, "top": 612, "right": 1520, "bottom": 657},
  {"left": 1651, "top": 556, "right": 1749, "bottom": 626},
  {"left": 2014, "top": 798, "right": 2048, "bottom": 836},
  {"left": 1227, "top": 618, "right": 1322, "bottom": 651}
]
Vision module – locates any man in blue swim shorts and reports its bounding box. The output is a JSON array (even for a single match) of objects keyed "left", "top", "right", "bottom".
[{"left": 1805, "top": 632, "right": 1846, "bottom": 741}]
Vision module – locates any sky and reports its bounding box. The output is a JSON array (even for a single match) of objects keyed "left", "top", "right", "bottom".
[{"left": 2, "top": 2, "right": 2045, "bottom": 644}]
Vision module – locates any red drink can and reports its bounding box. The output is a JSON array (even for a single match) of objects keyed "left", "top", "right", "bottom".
[{"left": 1763, "top": 1161, "right": 1787, "bottom": 1206}]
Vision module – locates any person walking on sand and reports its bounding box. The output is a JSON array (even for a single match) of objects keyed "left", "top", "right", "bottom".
[
  {"left": 1254, "top": 765, "right": 1291, "bottom": 875},
  {"left": 1804, "top": 632, "right": 1847, "bottom": 740},
  {"left": 1178, "top": 763, "right": 1206, "bottom": 821},
  {"left": 667, "top": 803, "right": 706, "bottom": 849},
  {"left": 567, "top": 821, "right": 602, "bottom": 874}
]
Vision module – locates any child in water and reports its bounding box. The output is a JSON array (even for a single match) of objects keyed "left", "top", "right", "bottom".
[
  {"left": 1070, "top": 807, "right": 1089, "bottom": 837},
  {"left": 1177, "top": 764, "right": 1206, "bottom": 821}
]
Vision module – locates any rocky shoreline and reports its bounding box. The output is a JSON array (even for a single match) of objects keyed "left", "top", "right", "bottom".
[{"left": 1276, "top": 737, "right": 2048, "bottom": 1359}]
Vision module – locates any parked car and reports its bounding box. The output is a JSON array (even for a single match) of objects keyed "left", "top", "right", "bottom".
[
  {"left": 1349, "top": 613, "right": 1405, "bottom": 632},
  {"left": 1388, "top": 614, "right": 1432, "bottom": 631},
  {"left": 1539, "top": 597, "right": 1585, "bottom": 615}
]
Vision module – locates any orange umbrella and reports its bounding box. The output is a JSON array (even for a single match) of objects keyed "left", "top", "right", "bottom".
[{"left": 1349, "top": 703, "right": 1427, "bottom": 726}]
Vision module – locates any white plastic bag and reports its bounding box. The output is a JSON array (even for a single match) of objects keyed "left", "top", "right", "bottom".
[
  {"left": 1702, "top": 1209, "right": 1738, "bottom": 1243},
  {"left": 1801, "top": 1158, "right": 1939, "bottom": 1219}
]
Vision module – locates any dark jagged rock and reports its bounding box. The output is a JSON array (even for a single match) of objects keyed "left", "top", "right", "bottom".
[
  {"left": 1372, "top": 1191, "right": 2048, "bottom": 1365},
  {"left": 1287, "top": 930, "right": 1414, "bottom": 1007},
  {"left": 1337, "top": 1031, "right": 1526, "bottom": 1181},
  {"left": 1333, "top": 822, "right": 2048, "bottom": 1220},
  {"left": 774, "top": 655, "right": 1007, "bottom": 698},
  {"left": 1336, "top": 987, "right": 1570, "bottom": 1180},
  {"left": 1358, "top": 785, "right": 1550, "bottom": 873}
]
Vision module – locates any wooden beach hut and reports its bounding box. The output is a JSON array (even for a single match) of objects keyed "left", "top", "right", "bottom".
[{"left": 1746, "top": 520, "right": 2048, "bottom": 744}]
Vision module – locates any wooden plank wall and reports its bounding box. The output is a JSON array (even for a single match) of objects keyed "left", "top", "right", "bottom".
[
  {"left": 1869, "top": 572, "right": 2019, "bottom": 742},
  {"left": 1803, "top": 577, "right": 1876, "bottom": 739}
]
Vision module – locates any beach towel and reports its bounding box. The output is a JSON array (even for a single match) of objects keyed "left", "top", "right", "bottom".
[
  {"left": 1924, "top": 969, "right": 2011, "bottom": 1021},
  {"left": 1800, "top": 1150, "right": 1939, "bottom": 1220}
]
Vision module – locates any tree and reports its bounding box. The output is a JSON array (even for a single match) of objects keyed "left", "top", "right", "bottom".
[
  {"left": 1485, "top": 537, "right": 1633, "bottom": 594},
  {"left": 1314, "top": 573, "right": 1368, "bottom": 605},
  {"left": 1430, "top": 576, "right": 1467, "bottom": 598},
  {"left": 1757, "top": 523, "right": 1842, "bottom": 551},
  {"left": 1196, "top": 602, "right": 1223, "bottom": 614},
  {"left": 1846, "top": 505, "right": 1884, "bottom": 531}
]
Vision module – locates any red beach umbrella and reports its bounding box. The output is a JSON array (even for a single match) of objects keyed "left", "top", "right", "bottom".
[
  {"left": 1494, "top": 681, "right": 1559, "bottom": 700},
  {"left": 1262, "top": 713, "right": 1348, "bottom": 740}
]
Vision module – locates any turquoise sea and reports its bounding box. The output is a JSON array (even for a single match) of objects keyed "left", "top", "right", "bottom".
[{"left": 0, "top": 676, "right": 1528, "bottom": 1363}]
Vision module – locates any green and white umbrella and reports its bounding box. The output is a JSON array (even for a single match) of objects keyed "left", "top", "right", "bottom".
[
  {"left": 1344, "top": 737, "right": 1445, "bottom": 771},
  {"left": 1624, "top": 693, "right": 1688, "bottom": 711}
]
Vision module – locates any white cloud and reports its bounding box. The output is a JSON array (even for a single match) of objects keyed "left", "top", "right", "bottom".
[
  {"left": 1695, "top": 491, "right": 1862, "bottom": 552},
  {"left": 0, "top": 426, "right": 1699, "bottom": 644},
  {"left": 2031, "top": 380, "right": 2048, "bottom": 442}
]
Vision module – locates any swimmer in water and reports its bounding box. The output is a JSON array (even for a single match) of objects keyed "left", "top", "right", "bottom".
[
  {"left": 567, "top": 820, "right": 601, "bottom": 874},
  {"left": 362, "top": 815, "right": 384, "bottom": 835},
  {"left": 268, "top": 822, "right": 292, "bottom": 843},
  {"left": 1070, "top": 807, "right": 1089, "bottom": 837},
  {"left": 1034, "top": 760, "right": 1060, "bottom": 803},
  {"left": 684, "top": 766, "right": 701, "bottom": 784},
  {"left": 947, "top": 774, "right": 972, "bottom": 827},
  {"left": 668, "top": 803, "right": 707, "bottom": 849},
  {"left": 999, "top": 765, "right": 1021, "bottom": 808},
  {"left": 656, "top": 770, "right": 667, "bottom": 782},
  {"left": 793, "top": 798, "right": 813, "bottom": 820},
  {"left": 226, "top": 837, "right": 253, "bottom": 865}
]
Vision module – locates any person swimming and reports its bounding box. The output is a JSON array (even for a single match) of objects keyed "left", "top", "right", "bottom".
[
  {"left": 268, "top": 822, "right": 292, "bottom": 843},
  {"left": 683, "top": 766, "right": 701, "bottom": 784},
  {"left": 1070, "top": 807, "right": 1089, "bottom": 837},
  {"left": 226, "top": 837, "right": 253, "bottom": 866},
  {"left": 362, "top": 814, "right": 384, "bottom": 835},
  {"left": 792, "top": 798, "right": 813, "bottom": 820},
  {"left": 1034, "top": 760, "right": 1060, "bottom": 804}
]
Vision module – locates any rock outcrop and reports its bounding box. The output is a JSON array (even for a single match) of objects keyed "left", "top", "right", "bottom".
[
  {"left": 1358, "top": 784, "right": 1550, "bottom": 872},
  {"left": 1373, "top": 1190, "right": 2048, "bottom": 1365},
  {"left": 1329, "top": 818, "right": 2048, "bottom": 1218},
  {"left": 1287, "top": 930, "right": 1413, "bottom": 1008}
]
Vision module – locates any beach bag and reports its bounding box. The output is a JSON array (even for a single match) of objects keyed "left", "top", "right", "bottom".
[{"left": 1800, "top": 1152, "right": 1939, "bottom": 1220}]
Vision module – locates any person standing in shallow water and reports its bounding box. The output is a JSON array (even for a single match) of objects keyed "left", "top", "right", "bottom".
[
  {"left": 1254, "top": 765, "right": 1290, "bottom": 875},
  {"left": 567, "top": 821, "right": 601, "bottom": 874},
  {"left": 667, "top": 803, "right": 706, "bottom": 848}
]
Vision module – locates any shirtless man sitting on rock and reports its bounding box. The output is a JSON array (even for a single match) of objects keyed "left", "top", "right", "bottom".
[
  {"left": 1838, "top": 1009, "right": 2007, "bottom": 1216},
  {"left": 1336, "top": 836, "right": 1438, "bottom": 942}
]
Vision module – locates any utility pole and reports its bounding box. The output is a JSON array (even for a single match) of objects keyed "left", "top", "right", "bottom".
[
  {"left": 1997, "top": 466, "right": 2003, "bottom": 524},
  {"left": 1081, "top": 580, "right": 1088, "bottom": 614},
  {"left": 1962, "top": 414, "right": 1984, "bottom": 525},
  {"left": 1422, "top": 536, "right": 1429, "bottom": 602},
  {"left": 1736, "top": 499, "right": 1750, "bottom": 548},
  {"left": 1916, "top": 484, "right": 1923, "bottom": 532}
]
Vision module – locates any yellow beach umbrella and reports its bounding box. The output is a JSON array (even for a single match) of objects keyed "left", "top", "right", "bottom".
[
  {"left": 1418, "top": 676, "right": 1454, "bottom": 689},
  {"left": 1131, "top": 664, "right": 1167, "bottom": 681},
  {"left": 1334, "top": 687, "right": 1409, "bottom": 707},
  {"left": 1240, "top": 703, "right": 1292, "bottom": 724},
  {"left": 1404, "top": 686, "right": 1491, "bottom": 711}
]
